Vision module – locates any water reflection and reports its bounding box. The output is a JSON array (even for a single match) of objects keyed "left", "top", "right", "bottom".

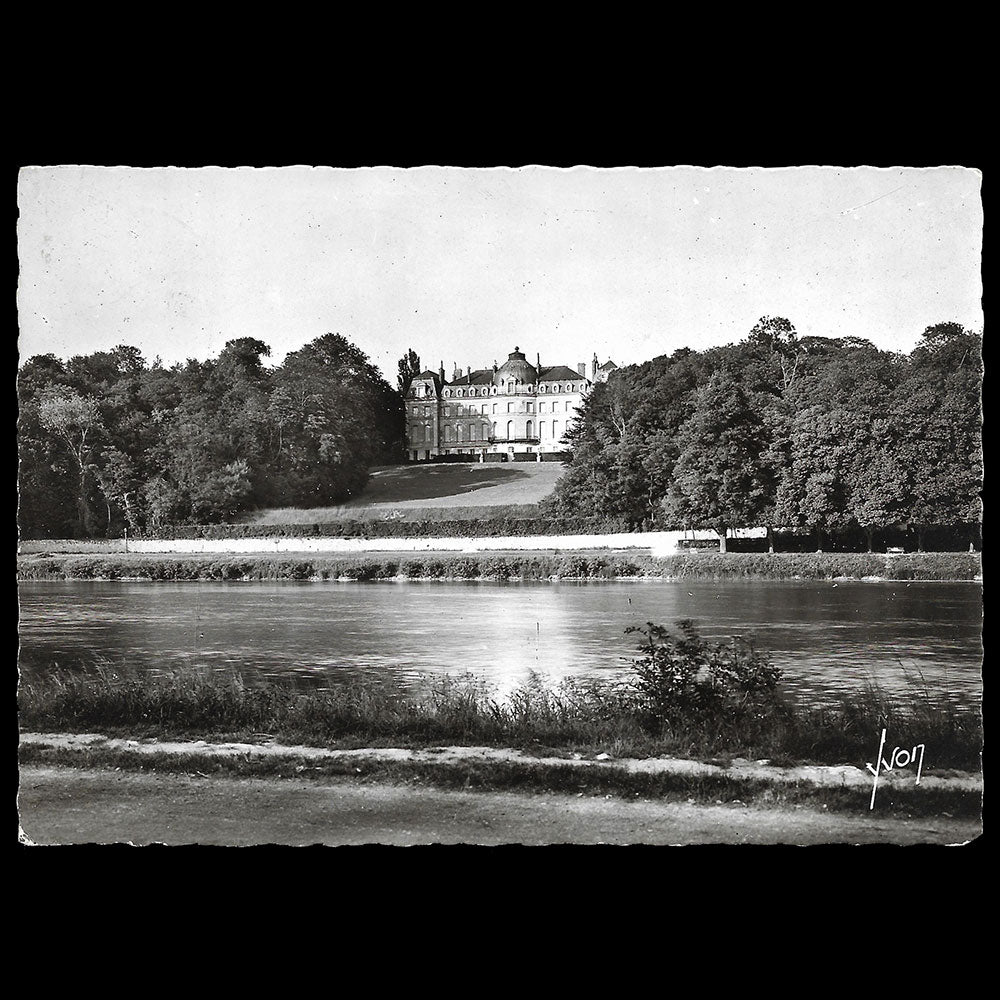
[{"left": 17, "top": 580, "right": 983, "bottom": 708}]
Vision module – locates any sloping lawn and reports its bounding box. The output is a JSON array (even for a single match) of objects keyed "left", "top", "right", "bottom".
[{"left": 245, "top": 462, "right": 565, "bottom": 523}]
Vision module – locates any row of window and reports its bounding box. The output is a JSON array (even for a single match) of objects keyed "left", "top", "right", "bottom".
[
  {"left": 444, "top": 382, "right": 581, "bottom": 398},
  {"left": 410, "top": 420, "right": 565, "bottom": 442},
  {"left": 412, "top": 382, "right": 582, "bottom": 398},
  {"left": 412, "top": 401, "right": 574, "bottom": 417}
]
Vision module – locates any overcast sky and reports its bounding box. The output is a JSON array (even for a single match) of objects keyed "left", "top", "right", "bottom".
[{"left": 17, "top": 165, "right": 983, "bottom": 383}]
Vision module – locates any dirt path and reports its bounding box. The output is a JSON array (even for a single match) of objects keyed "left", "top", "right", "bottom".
[{"left": 17, "top": 765, "right": 980, "bottom": 846}]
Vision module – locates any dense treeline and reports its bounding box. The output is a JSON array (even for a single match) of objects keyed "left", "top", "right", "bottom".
[
  {"left": 18, "top": 334, "right": 404, "bottom": 537},
  {"left": 547, "top": 319, "right": 983, "bottom": 551},
  {"left": 137, "top": 514, "right": 631, "bottom": 539}
]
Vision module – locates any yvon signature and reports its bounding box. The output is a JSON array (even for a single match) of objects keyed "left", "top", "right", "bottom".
[{"left": 867, "top": 728, "right": 925, "bottom": 809}]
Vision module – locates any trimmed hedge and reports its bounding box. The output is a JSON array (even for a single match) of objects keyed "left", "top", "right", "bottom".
[{"left": 136, "top": 515, "right": 634, "bottom": 540}]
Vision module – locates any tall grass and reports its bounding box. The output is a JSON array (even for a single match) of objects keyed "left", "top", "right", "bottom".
[
  {"left": 786, "top": 681, "right": 981, "bottom": 769},
  {"left": 19, "top": 660, "right": 982, "bottom": 771}
]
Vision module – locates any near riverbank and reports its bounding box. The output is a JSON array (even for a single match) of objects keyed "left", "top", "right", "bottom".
[
  {"left": 17, "top": 733, "right": 984, "bottom": 830},
  {"left": 19, "top": 664, "right": 983, "bottom": 772},
  {"left": 16, "top": 550, "right": 983, "bottom": 582},
  {"left": 19, "top": 635, "right": 982, "bottom": 842}
]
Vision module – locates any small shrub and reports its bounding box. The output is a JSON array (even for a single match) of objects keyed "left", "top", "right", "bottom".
[{"left": 626, "top": 620, "right": 783, "bottom": 738}]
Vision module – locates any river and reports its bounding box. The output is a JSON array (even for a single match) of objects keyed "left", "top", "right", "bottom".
[{"left": 16, "top": 580, "right": 983, "bottom": 707}]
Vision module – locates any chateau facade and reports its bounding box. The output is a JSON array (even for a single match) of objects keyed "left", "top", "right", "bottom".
[{"left": 405, "top": 347, "right": 617, "bottom": 461}]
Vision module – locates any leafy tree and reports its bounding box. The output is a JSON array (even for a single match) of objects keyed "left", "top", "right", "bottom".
[
  {"left": 845, "top": 415, "right": 907, "bottom": 551},
  {"left": 888, "top": 323, "right": 983, "bottom": 549},
  {"left": 17, "top": 355, "right": 78, "bottom": 536},
  {"left": 269, "top": 333, "right": 398, "bottom": 505},
  {"left": 92, "top": 447, "right": 143, "bottom": 535},
  {"left": 771, "top": 406, "right": 856, "bottom": 551},
  {"left": 397, "top": 348, "right": 421, "bottom": 395},
  {"left": 661, "top": 372, "right": 774, "bottom": 552},
  {"left": 745, "top": 315, "right": 803, "bottom": 392},
  {"left": 547, "top": 349, "right": 709, "bottom": 525},
  {"left": 36, "top": 388, "right": 104, "bottom": 536}
]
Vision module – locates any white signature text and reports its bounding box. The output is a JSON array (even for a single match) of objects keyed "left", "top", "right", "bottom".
[{"left": 866, "top": 728, "right": 925, "bottom": 809}]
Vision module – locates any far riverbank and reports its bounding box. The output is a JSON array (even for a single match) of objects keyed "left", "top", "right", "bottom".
[{"left": 17, "top": 550, "right": 983, "bottom": 582}]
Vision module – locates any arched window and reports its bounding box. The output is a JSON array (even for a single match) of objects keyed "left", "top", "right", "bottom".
[
  {"left": 425, "top": 425, "right": 432, "bottom": 442},
  {"left": 506, "top": 420, "right": 514, "bottom": 439},
  {"left": 469, "top": 424, "right": 477, "bottom": 441},
  {"left": 457, "top": 425, "right": 464, "bottom": 441},
  {"left": 491, "top": 422, "right": 496, "bottom": 436},
  {"left": 552, "top": 419, "right": 559, "bottom": 439},
  {"left": 444, "top": 425, "right": 453, "bottom": 442},
  {"left": 526, "top": 420, "right": 533, "bottom": 439},
  {"left": 539, "top": 420, "right": 547, "bottom": 438},
  {"left": 443, "top": 388, "right": 450, "bottom": 398}
]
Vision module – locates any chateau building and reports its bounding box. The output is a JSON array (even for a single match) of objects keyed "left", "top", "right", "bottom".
[{"left": 405, "top": 347, "right": 617, "bottom": 461}]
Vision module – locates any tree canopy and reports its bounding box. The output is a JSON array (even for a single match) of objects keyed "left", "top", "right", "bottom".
[
  {"left": 18, "top": 333, "right": 403, "bottom": 536},
  {"left": 546, "top": 318, "right": 982, "bottom": 549}
]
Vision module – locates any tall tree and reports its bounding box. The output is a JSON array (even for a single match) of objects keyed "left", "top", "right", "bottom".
[
  {"left": 661, "top": 372, "right": 774, "bottom": 552},
  {"left": 397, "top": 348, "right": 421, "bottom": 395},
  {"left": 890, "top": 328, "right": 983, "bottom": 549},
  {"left": 269, "top": 333, "right": 398, "bottom": 505},
  {"left": 36, "top": 388, "right": 104, "bottom": 536}
]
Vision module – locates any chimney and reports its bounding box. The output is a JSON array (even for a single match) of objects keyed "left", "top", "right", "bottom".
[
  {"left": 467, "top": 366, "right": 471, "bottom": 377},
  {"left": 536, "top": 352, "right": 541, "bottom": 370},
  {"left": 577, "top": 363, "right": 586, "bottom": 377},
  {"left": 592, "top": 353, "right": 598, "bottom": 379},
  {"left": 453, "top": 364, "right": 460, "bottom": 381},
  {"left": 439, "top": 360, "right": 445, "bottom": 384}
]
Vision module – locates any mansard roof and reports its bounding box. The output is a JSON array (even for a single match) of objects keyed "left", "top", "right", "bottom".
[
  {"left": 448, "top": 369, "right": 494, "bottom": 386},
  {"left": 415, "top": 370, "right": 441, "bottom": 381},
  {"left": 538, "top": 365, "right": 587, "bottom": 382}
]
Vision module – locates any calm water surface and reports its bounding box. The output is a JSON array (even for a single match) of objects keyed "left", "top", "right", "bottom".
[{"left": 17, "top": 580, "right": 983, "bottom": 707}]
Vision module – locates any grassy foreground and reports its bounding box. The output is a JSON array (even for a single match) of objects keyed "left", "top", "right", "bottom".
[
  {"left": 19, "top": 664, "right": 982, "bottom": 772},
  {"left": 17, "top": 550, "right": 983, "bottom": 581}
]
